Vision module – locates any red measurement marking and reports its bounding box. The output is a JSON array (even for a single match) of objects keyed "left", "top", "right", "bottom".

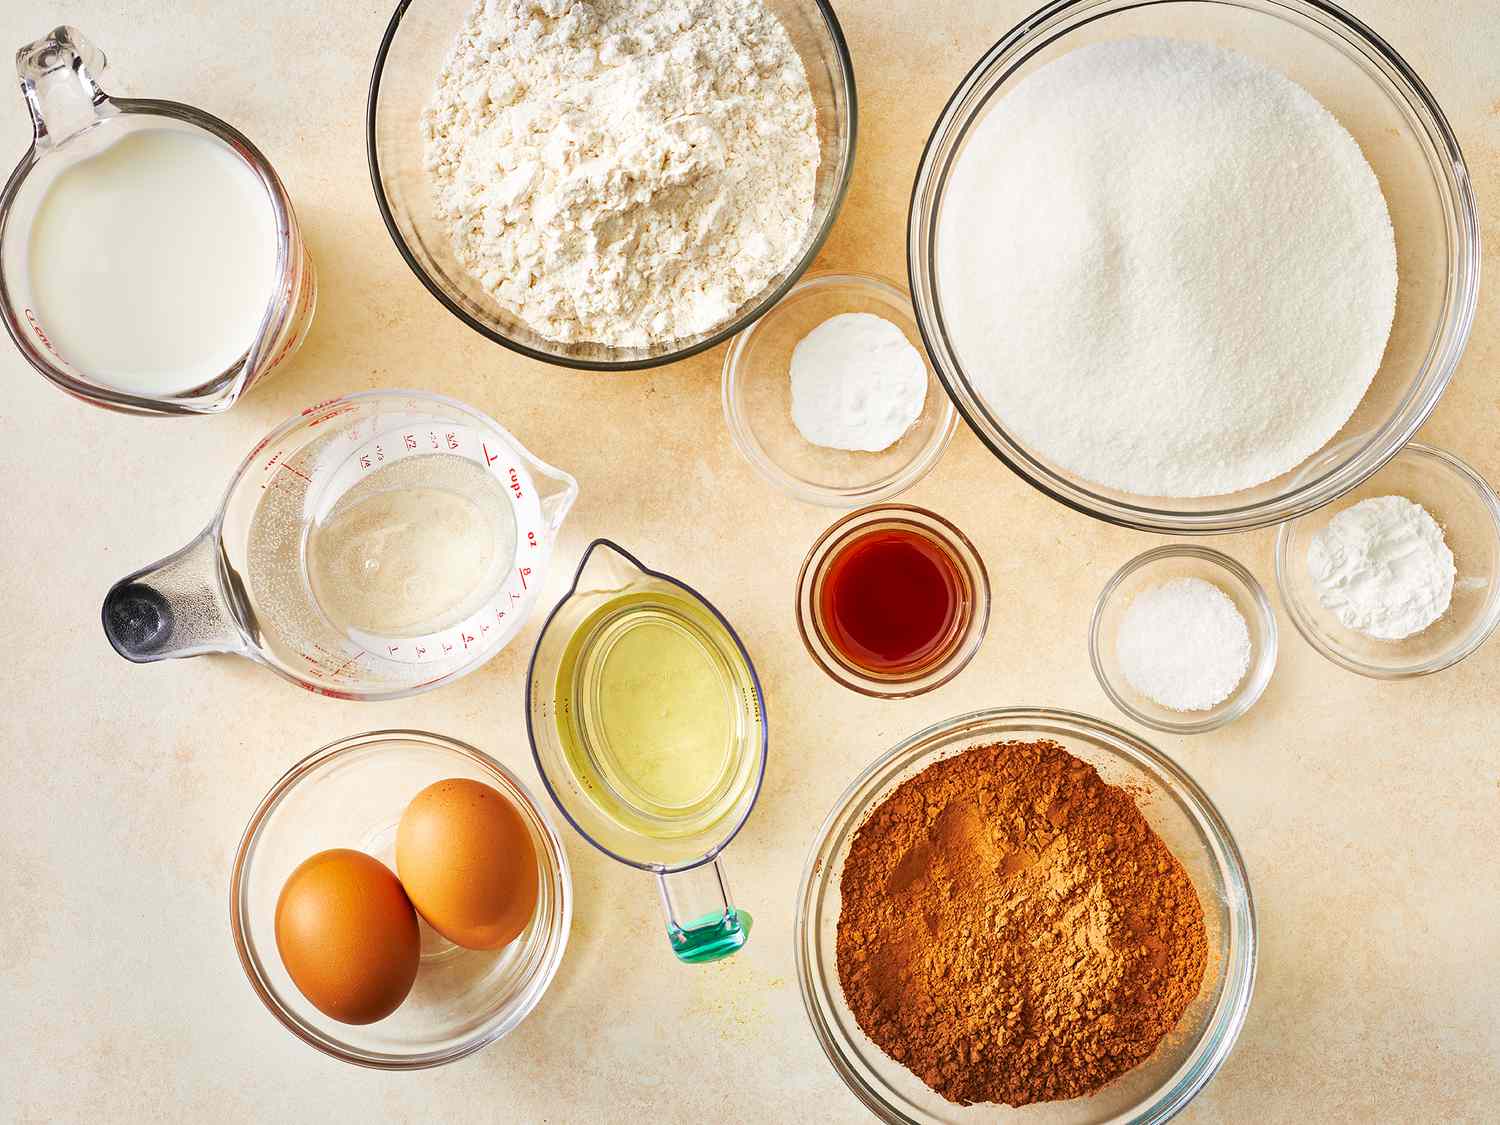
[
  {"left": 461, "top": 631, "right": 475, "bottom": 650},
  {"left": 277, "top": 460, "right": 313, "bottom": 485},
  {"left": 508, "top": 591, "right": 521, "bottom": 606},
  {"left": 428, "top": 431, "right": 440, "bottom": 449},
  {"left": 445, "top": 432, "right": 459, "bottom": 450},
  {"left": 388, "top": 644, "right": 401, "bottom": 656},
  {"left": 527, "top": 530, "right": 538, "bottom": 548},
  {"left": 508, "top": 468, "right": 523, "bottom": 498},
  {"left": 23, "top": 308, "right": 62, "bottom": 361},
  {"left": 415, "top": 645, "right": 426, "bottom": 657},
  {"left": 403, "top": 432, "right": 417, "bottom": 450},
  {"left": 482, "top": 442, "right": 500, "bottom": 467},
  {"left": 327, "top": 651, "right": 366, "bottom": 679},
  {"left": 480, "top": 623, "right": 490, "bottom": 636},
  {"left": 441, "top": 641, "right": 454, "bottom": 655}
]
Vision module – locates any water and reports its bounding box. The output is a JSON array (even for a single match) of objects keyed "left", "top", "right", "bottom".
[
  {"left": 306, "top": 456, "right": 516, "bottom": 639},
  {"left": 244, "top": 448, "right": 517, "bottom": 685}
]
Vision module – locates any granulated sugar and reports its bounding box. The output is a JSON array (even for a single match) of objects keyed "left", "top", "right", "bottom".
[
  {"left": 1116, "top": 577, "right": 1251, "bottom": 712},
  {"left": 937, "top": 38, "right": 1397, "bottom": 498}
]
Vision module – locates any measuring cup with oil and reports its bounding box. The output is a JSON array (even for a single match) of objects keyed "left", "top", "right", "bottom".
[
  {"left": 0, "top": 27, "right": 315, "bottom": 414},
  {"left": 527, "top": 540, "right": 766, "bottom": 963},
  {"left": 102, "top": 391, "right": 577, "bottom": 699}
]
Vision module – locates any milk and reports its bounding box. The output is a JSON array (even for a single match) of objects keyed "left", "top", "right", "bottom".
[{"left": 26, "top": 127, "right": 279, "bottom": 396}]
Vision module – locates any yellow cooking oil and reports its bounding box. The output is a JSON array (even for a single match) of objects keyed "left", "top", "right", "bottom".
[{"left": 554, "top": 590, "right": 761, "bottom": 840}]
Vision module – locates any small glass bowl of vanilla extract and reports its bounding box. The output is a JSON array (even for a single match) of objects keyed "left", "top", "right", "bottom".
[{"left": 796, "top": 505, "right": 990, "bottom": 698}]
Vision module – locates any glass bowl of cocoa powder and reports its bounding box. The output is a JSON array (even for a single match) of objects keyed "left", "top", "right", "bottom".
[{"left": 795, "top": 707, "right": 1255, "bottom": 1123}]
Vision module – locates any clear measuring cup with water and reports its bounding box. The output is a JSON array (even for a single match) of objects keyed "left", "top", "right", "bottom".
[
  {"left": 0, "top": 27, "right": 315, "bottom": 415},
  {"left": 103, "top": 391, "right": 578, "bottom": 699},
  {"left": 527, "top": 540, "right": 766, "bottom": 963}
]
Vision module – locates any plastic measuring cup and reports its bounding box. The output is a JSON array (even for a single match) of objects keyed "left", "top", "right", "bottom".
[
  {"left": 0, "top": 27, "right": 315, "bottom": 414},
  {"left": 526, "top": 540, "right": 766, "bottom": 964},
  {"left": 102, "top": 390, "right": 578, "bottom": 700}
]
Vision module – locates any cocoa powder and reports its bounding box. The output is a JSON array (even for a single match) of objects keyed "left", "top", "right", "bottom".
[{"left": 836, "top": 740, "right": 1208, "bottom": 1107}]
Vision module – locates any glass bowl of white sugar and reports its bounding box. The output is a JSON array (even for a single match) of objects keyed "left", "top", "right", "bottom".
[
  {"left": 909, "top": 0, "right": 1478, "bottom": 533},
  {"left": 1091, "top": 546, "right": 1278, "bottom": 734},
  {"left": 721, "top": 273, "right": 956, "bottom": 506},
  {"left": 1275, "top": 440, "right": 1500, "bottom": 679}
]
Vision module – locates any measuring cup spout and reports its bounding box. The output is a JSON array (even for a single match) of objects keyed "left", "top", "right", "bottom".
[
  {"left": 17, "top": 27, "right": 113, "bottom": 149},
  {"left": 102, "top": 526, "right": 248, "bottom": 663}
]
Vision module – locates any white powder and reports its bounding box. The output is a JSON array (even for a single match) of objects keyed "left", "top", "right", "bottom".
[
  {"left": 1307, "top": 495, "right": 1455, "bottom": 640},
  {"left": 1116, "top": 577, "right": 1252, "bottom": 712},
  {"left": 422, "top": 0, "right": 820, "bottom": 347},
  {"left": 789, "top": 313, "right": 928, "bottom": 452},
  {"left": 937, "top": 38, "right": 1397, "bottom": 498}
]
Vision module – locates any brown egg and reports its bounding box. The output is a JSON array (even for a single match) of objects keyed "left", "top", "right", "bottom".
[
  {"left": 274, "top": 849, "right": 420, "bottom": 1025},
  {"left": 396, "top": 778, "right": 540, "bottom": 950}
]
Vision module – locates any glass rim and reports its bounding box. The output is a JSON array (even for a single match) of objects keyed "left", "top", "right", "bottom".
[
  {"left": 905, "top": 0, "right": 1480, "bottom": 534},
  {"left": 364, "top": 0, "right": 859, "bottom": 372},
  {"left": 524, "top": 538, "right": 770, "bottom": 874},
  {"left": 794, "top": 504, "right": 991, "bottom": 698},
  {"left": 1088, "top": 544, "right": 1279, "bottom": 734},
  {"left": 228, "top": 728, "right": 573, "bottom": 1070},
  {"left": 794, "top": 705, "right": 1258, "bottom": 1124},
  {"left": 719, "top": 271, "right": 959, "bottom": 508},
  {"left": 1273, "top": 439, "right": 1500, "bottom": 679},
  {"left": 0, "top": 96, "right": 298, "bottom": 416}
]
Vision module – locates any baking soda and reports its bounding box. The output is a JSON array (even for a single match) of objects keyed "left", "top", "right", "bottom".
[
  {"left": 790, "top": 313, "right": 927, "bottom": 452},
  {"left": 937, "top": 38, "right": 1397, "bottom": 497},
  {"left": 1116, "top": 577, "right": 1252, "bottom": 712},
  {"left": 1307, "top": 495, "right": 1454, "bottom": 640}
]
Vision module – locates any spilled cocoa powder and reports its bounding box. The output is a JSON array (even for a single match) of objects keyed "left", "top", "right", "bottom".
[{"left": 836, "top": 740, "right": 1208, "bottom": 1107}]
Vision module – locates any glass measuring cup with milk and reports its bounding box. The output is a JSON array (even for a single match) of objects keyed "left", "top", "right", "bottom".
[
  {"left": 0, "top": 27, "right": 315, "bottom": 414},
  {"left": 102, "top": 391, "right": 578, "bottom": 699}
]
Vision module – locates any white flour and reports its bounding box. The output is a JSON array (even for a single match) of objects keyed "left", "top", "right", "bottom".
[
  {"left": 422, "top": 0, "right": 819, "bottom": 347},
  {"left": 1116, "top": 577, "right": 1251, "bottom": 712},
  {"left": 937, "top": 38, "right": 1397, "bottom": 498},
  {"left": 1307, "top": 495, "right": 1455, "bottom": 640},
  {"left": 789, "top": 313, "right": 928, "bottom": 452}
]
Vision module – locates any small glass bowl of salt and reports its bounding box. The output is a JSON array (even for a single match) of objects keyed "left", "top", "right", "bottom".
[
  {"left": 721, "top": 273, "right": 956, "bottom": 507},
  {"left": 1275, "top": 440, "right": 1500, "bottom": 679},
  {"left": 1091, "top": 546, "right": 1278, "bottom": 735}
]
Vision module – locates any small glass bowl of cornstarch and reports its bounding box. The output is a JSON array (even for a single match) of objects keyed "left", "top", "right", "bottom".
[
  {"left": 909, "top": 0, "right": 1479, "bottom": 533},
  {"left": 1277, "top": 441, "right": 1500, "bottom": 679},
  {"left": 722, "top": 274, "right": 956, "bottom": 507},
  {"left": 1091, "top": 547, "right": 1278, "bottom": 735}
]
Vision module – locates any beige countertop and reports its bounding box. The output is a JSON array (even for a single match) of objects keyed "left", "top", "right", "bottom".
[{"left": 2, "top": 1, "right": 1498, "bottom": 1121}]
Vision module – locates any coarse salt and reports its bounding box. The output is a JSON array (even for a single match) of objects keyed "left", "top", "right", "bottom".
[{"left": 1116, "top": 577, "right": 1252, "bottom": 712}]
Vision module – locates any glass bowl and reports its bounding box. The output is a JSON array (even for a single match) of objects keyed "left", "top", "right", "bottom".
[
  {"left": 1090, "top": 546, "right": 1278, "bottom": 735},
  {"left": 721, "top": 273, "right": 957, "bottom": 506},
  {"left": 1275, "top": 440, "right": 1500, "bottom": 678},
  {"left": 908, "top": 0, "right": 1479, "bottom": 533},
  {"left": 367, "top": 0, "right": 856, "bottom": 371},
  {"left": 796, "top": 707, "right": 1257, "bottom": 1124},
  {"left": 795, "top": 504, "right": 989, "bottom": 698},
  {"left": 231, "top": 730, "right": 571, "bottom": 1069}
]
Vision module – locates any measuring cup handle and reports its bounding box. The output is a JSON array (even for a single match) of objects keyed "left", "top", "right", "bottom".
[
  {"left": 102, "top": 526, "right": 247, "bottom": 663},
  {"left": 656, "top": 859, "right": 752, "bottom": 964},
  {"left": 18, "top": 27, "right": 113, "bottom": 149}
]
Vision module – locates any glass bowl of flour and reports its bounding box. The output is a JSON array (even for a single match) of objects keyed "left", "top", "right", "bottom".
[
  {"left": 367, "top": 0, "right": 855, "bottom": 370},
  {"left": 1276, "top": 441, "right": 1500, "bottom": 679},
  {"left": 909, "top": 0, "right": 1478, "bottom": 533},
  {"left": 722, "top": 274, "right": 957, "bottom": 506}
]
